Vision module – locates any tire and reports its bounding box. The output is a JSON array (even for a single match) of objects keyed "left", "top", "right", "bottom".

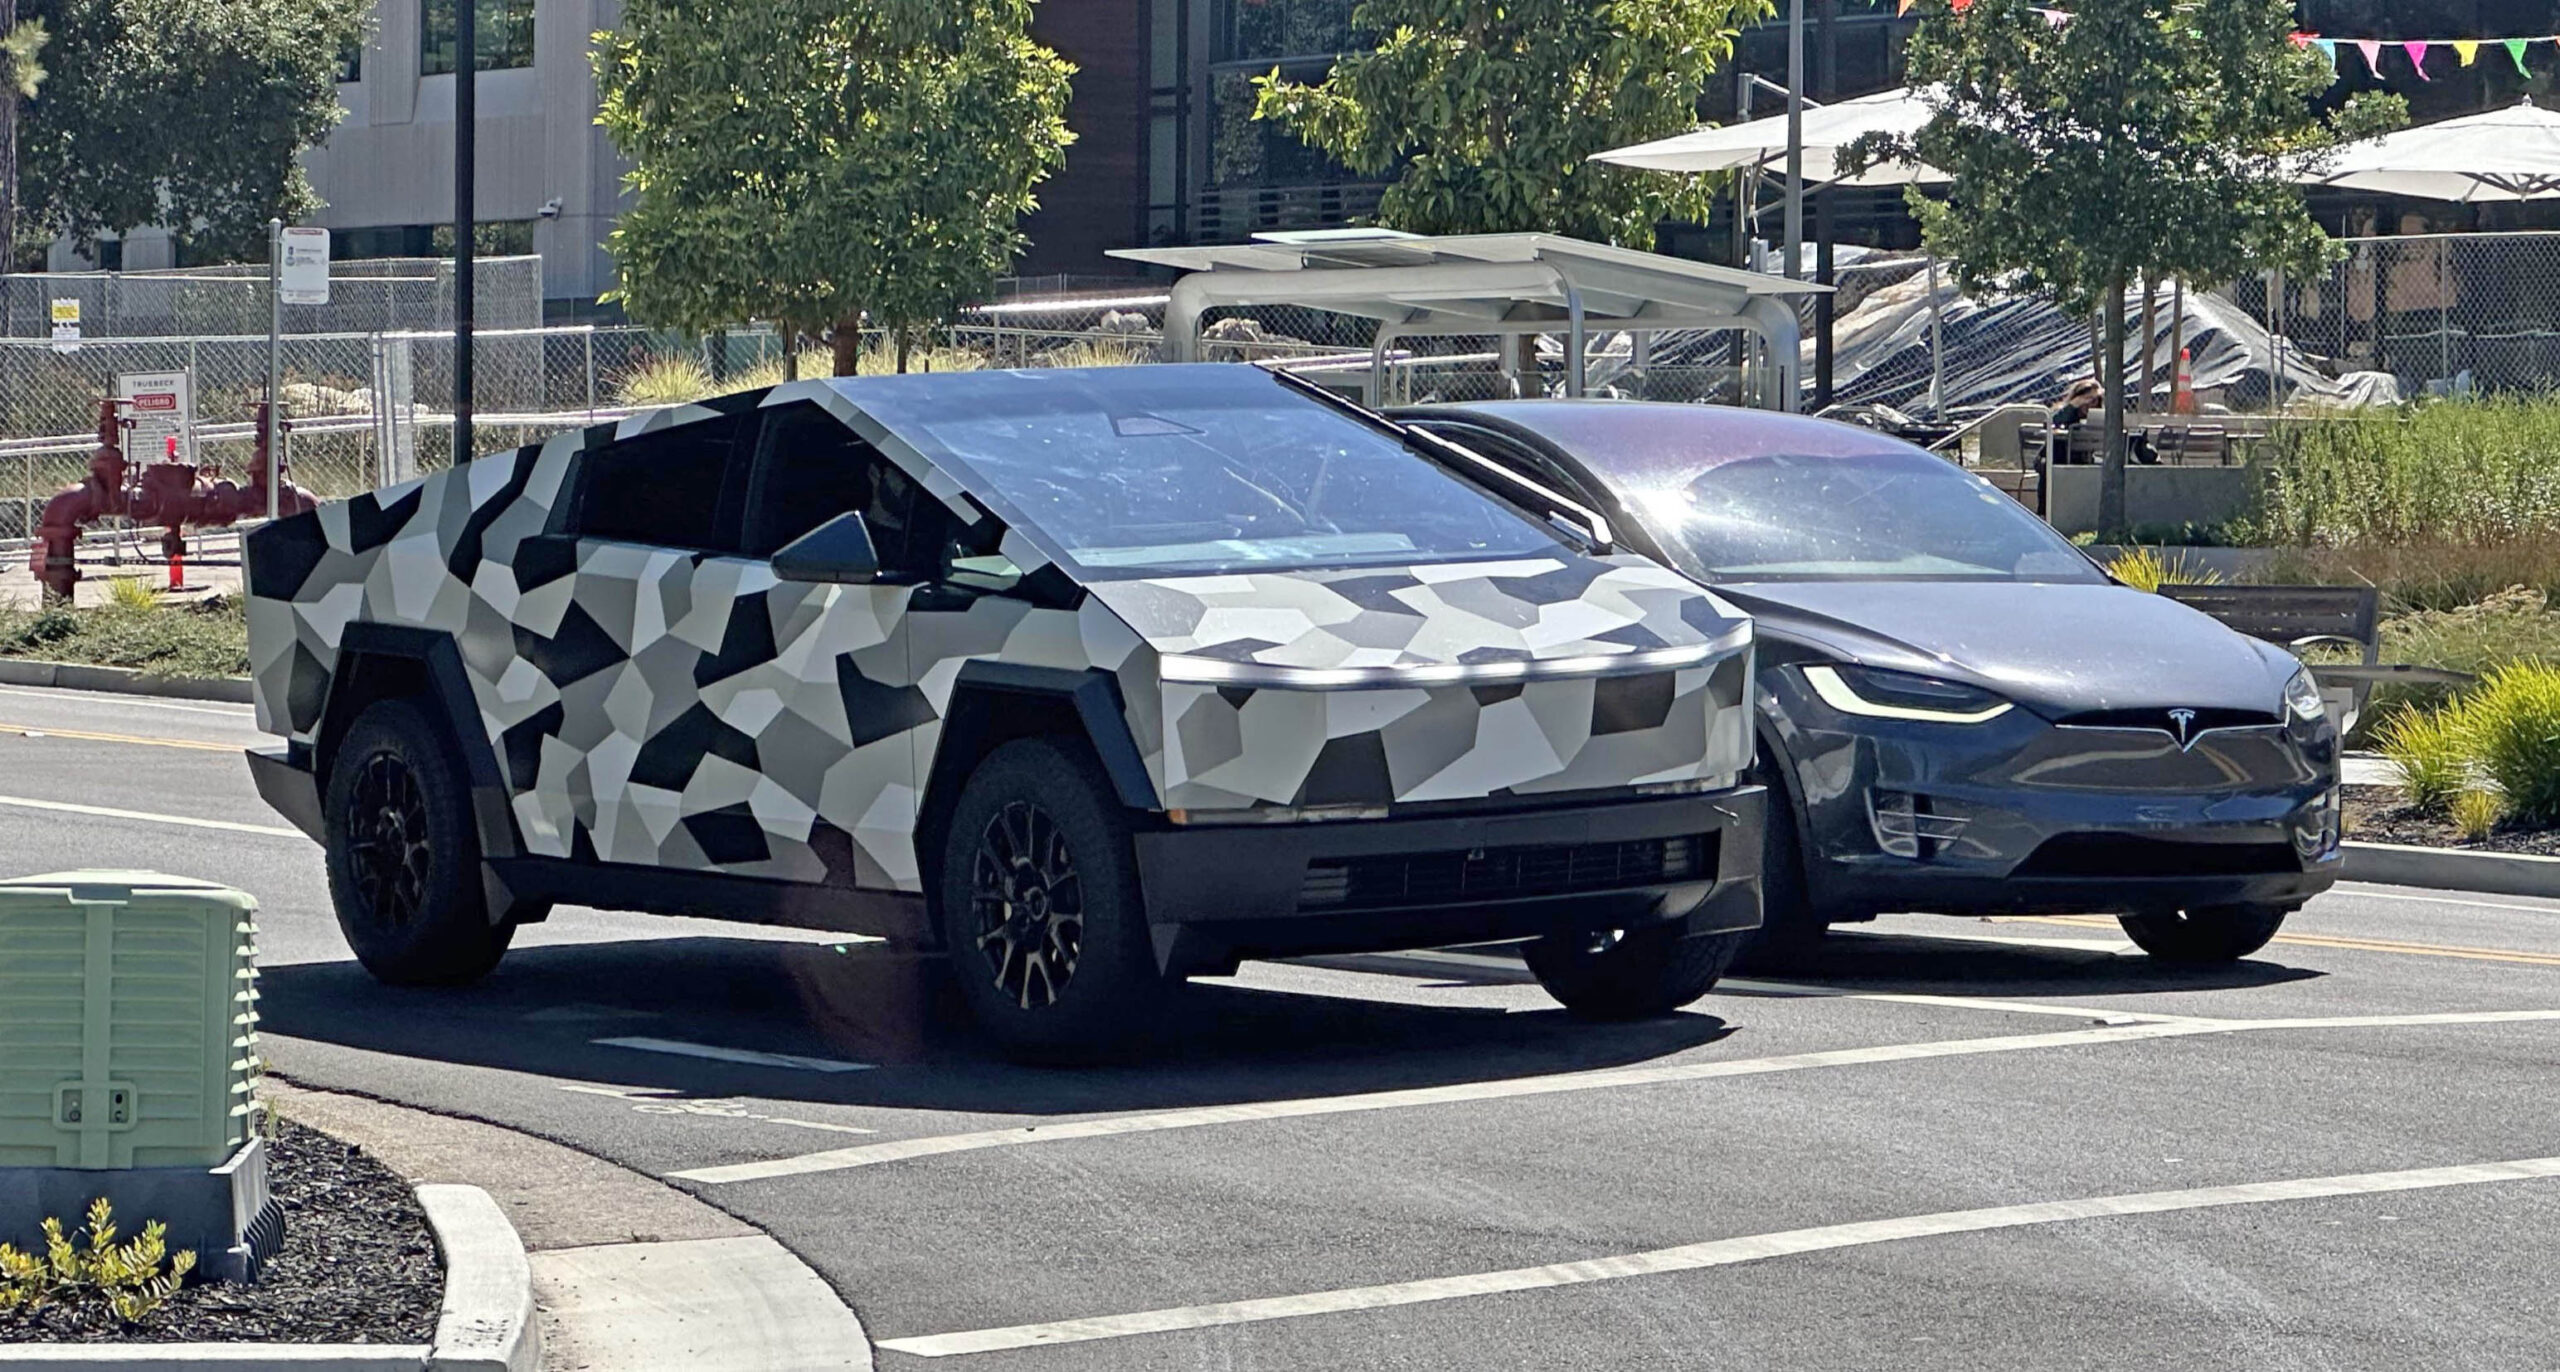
[
  {"left": 323, "top": 697, "right": 514, "bottom": 986},
  {"left": 937, "top": 737, "right": 1165, "bottom": 1062},
  {"left": 1526, "top": 924, "right": 1749, "bottom": 1020},
  {"left": 1734, "top": 751, "right": 1826, "bottom": 972},
  {"left": 2117, "top": 903, "right": 2290, "bottom": 964}
]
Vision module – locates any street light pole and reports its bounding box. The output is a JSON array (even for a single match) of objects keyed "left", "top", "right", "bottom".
[
  {"left": 1783, "top": 0, "right": 1804, "bottom": 282},
  {"left": 453, "top": 0, "right": 475, "bottom": 467}
]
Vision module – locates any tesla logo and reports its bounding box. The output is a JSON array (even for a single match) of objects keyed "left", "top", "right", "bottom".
[{"left": 2168, "top": 708, "right": 2199, "bottom": 750}]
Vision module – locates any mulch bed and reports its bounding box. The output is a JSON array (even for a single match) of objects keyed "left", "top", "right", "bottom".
[
  {"left": 2344, "top": 782, "right": 2560, "bottom": 858},
  {"left": 0, "top": 1120, "right": 443, "bottom": 1345}
]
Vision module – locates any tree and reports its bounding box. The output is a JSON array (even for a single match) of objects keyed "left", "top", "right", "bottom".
[
  {"left": 1251, "top": 0, "right": 1772, "bottom": 247},
  {"left": 1851, "top": 0, "right": 2400, "bottom": 535},
  {"left": 596, "top": 0, "right": 1074, "bottom": 376},
  {"left": 0, "top": 0, "right": 47, "bottom": 268},
  {"left": 13, "top": 0, "right": 365, "bottom": 265}
]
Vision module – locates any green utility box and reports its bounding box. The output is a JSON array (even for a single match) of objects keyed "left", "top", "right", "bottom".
[{"left": 0, "top": 871, "right": 276, "bottom": 1280}]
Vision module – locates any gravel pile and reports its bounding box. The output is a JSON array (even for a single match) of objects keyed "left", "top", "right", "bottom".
[{"left": 0, "top": 1120, "right": 443, "bottom": 1345}]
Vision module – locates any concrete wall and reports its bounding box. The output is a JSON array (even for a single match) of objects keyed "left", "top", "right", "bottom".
[
  {"left": 2044, "top": 465, "right": 2256, "bottom": 538},
  {"left": 302, "top": 0, "right": 624, "bottom": 311}
]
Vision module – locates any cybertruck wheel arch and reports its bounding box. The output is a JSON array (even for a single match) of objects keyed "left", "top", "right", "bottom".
[
  {"left": 916, "top": 662, "right": 1162, "bottom": 902},
  {"left": 317, "top": 623, "right": 523, "bottom": 864}
]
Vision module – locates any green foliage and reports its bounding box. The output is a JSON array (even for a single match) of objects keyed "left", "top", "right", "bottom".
[
  {"left": 612, "top": 341, "right": 993, "bottom": 408},
  {"left": 0, "top": 592, "right": 248, "bottom": 680},
  {"left": 1854, "top": 0, "right": 2401, "bottom": 533},
  {"left": 0, "top": 1198, "right": 196, "bottom": 1326},
  {"left": 2460, "top": 661, "right": 2560, "bottom": 827},
  {"left": 0, "top": 15, "right": 44, "bottom": 100},
  {"left": 15, "top": 0, "right": 367, "bottom": 262},
  {"left": 594, "top": 0, "right": 1075, "bottom": 365},
  {"left": 611, "top": 355, "right": 714, "bottom": 409},
  {"left": 2105, "top": 544, "right": 2222, "bottom": 593},
  {"left": 2247, "top": 399, "right": 2560, "bottom": 551},
  {"left": 1252, "top": 0, "right": 1770, "bottom": 246},
  {"left": 2452, "top": 787, "right": 2502, "bottom": 843},
  {"left": 2374, "top": 702, "right": 2470, "bottom": 816}
]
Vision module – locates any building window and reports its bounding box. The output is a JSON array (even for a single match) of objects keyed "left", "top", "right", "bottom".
[
  {"left": 422, "top": 0, "right": 536, "bottom": 75},
  {"left": 1218, "top": 0, "right": 1361, "bottom": 63},
  {"left": 338, "top": 31, "right": 363, "bottom": 84}
]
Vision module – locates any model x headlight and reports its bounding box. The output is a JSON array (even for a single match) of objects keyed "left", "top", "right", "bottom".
[
  {"left": 2283, "top": 665, "right": 2325, "bottom": 723},
  {"left": 1802, "top": 664, "right": 2013, "bottom": 724}
]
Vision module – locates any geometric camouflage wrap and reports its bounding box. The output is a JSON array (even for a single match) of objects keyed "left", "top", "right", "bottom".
[{"left": 246, "top": 368, "right": 1754, "bottom": 896}]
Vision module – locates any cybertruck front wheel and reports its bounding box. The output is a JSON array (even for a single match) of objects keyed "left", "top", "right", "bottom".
[
  {"left": 939, "top": 738, "right": 1165, "bottom": 1062},
  {"left": 2118, "top": 903, "right": 2290, "bottom": 964},
  {"left": 324, "top": 698, "right": 514, "bottom": 986},
  {"left": 1526, "top": 924, "right": 1749, "bottom": 1020}
]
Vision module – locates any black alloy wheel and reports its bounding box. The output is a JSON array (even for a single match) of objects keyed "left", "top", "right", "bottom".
[
  {"left": 970, "top": 800, "right": 1086, "bottom": 1010},
  {"left": 347, "top": 752, "right": 434, "bottom": 935}
]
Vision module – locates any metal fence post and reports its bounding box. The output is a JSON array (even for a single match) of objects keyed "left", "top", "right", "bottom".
[{"left": 264, "top": 219, "right": 284, "bottom": 519}]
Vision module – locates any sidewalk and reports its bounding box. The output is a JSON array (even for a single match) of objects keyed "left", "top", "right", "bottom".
[{"left": 266, "top": 1081, "right": 872, "bottom": 1372}]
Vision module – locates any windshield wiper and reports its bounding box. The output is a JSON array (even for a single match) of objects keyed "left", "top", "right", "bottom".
[{"left": 1257, "top": 363, "right": 1615, "bottom": 553}]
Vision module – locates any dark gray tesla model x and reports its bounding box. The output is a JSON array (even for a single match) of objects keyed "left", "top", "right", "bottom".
[{"left": 1397, "top": 400, "right": 2341, "bottom": 966}]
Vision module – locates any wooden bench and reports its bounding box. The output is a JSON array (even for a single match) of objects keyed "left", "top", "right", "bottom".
[
  {"left": 2150, "top": 423, "right": 2229, "bottom": 465},
  {"left": 2155, "top": 583, "right": 2476, "bottom": 733}
]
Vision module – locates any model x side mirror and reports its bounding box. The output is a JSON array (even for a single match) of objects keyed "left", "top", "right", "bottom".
[{"left": 771, "top": 511, "right": 880, "bottom": 585}]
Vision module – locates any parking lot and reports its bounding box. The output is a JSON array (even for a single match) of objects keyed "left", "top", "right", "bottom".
[{"left": 5, "top": 680, "right": 2557, "bottom": 1369}]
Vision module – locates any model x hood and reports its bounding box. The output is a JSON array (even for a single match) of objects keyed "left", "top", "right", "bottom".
[
  {"left": 1086, "top": 554, "right": 1749, "bottom": 684},
  {"left": 1715, "top": 580, "right": 2295, "bottom": 718}
]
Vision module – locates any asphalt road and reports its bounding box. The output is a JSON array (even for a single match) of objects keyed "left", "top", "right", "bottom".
[{"left": 4, "top": 681, "right": 2558, "bottom": 1369}]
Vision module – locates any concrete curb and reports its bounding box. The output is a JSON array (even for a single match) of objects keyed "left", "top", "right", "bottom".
[
  {"left": 0, "top": 660, "right": 250, "bottom": 705},
  {"left": 2345, "top": 840, "right": 2560, "bottom": 900},
  {"left": 418, "top": 1186, "right": 541, "bottom": 1372},
  {"left": 0, "top": 1184, "right": 538, "bottom": 1372}
]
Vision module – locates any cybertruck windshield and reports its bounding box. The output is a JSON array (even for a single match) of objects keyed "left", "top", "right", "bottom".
[
  {"left": 1642, "top": 448, "right": 2108, "bottom": 584},
  {"left": 846, "top": 366, "right": 1565, "bottom": 578}
]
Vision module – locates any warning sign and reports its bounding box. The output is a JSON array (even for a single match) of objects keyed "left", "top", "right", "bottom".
[
  {"left": 50, "top": 298, "right": 79, "bottom": 353},
  {"left": 116, "top": 371, "right": 195, "bottom": 464}
]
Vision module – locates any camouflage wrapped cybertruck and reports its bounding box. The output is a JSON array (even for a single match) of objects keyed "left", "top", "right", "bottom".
[{"left": 242, "top": 364, "right": 1762, "bottom": 1054}]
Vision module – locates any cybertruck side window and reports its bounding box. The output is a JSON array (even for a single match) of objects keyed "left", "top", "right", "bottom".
[
  {"left": 570, "top": 413, "right": 755, "bottom": 553},
  {"left": 744, "top": 401, "right": 968, "bottom": 580}
]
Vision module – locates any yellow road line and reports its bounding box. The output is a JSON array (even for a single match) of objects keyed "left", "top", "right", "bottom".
[
  {"left": 0, "top": 722, "right": 239, "bottom": 753},
  {"left": 2009, "top": 914, "right": 2560, "bottom": 968}
]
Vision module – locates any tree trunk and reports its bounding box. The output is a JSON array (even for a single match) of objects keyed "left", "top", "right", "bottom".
[
  {"left": 2136, "top": 271, "right": 2157, "bottom": 416},
  {"left": 895, "top": 326, "right": 912, "bottom": 374},
  {"left": 2099, "top": 277, "right": 2129, "bottom": 540},
  {"left": 831, "top": 316, "right": 862, "bottom": 377},
  {"left": 780, "top": 329, "right": 798, "bottom": 383},
  {"left": 0, "top": 0, "right": 18, "bottom": 270}
]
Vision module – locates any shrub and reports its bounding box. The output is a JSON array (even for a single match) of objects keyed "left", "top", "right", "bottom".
[
  {"left": 0, "top": 1198, "right": 196, "bottom": 1326},
  {"left": 2248, "top": 397, "right": 2560, "bottom": 550},
  {"left": 2461, "top": 661, "right": 2560, "bottom": 827},
  {"left": 2374, "top": 703, "right": 2471, "bottom": 815},
  {"left": 2453, "top": 788, "right": 2503, "bottom": 842},
  {"left": 2106, "top": 545, "right": 2223, "bottom": 593},
  {"left": 613, "top": 355, "right": 715, "bottom": 408}
]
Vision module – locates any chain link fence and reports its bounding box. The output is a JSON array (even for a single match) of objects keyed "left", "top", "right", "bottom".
[{"left": 0, "top": 257, "right": 545, "bottom": 340}]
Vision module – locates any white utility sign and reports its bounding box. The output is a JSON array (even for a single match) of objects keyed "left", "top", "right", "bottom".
[
  {"left": 49, "top": 298, "right": 78, "bottom": 354},
  {"left": 279, "top": 227, "right": 332, "bottom": 306},
  {"left": 116, "top": 371, "right": 196, "bottom": 465}
]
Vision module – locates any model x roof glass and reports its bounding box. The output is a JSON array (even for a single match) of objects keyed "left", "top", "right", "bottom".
[
  {"left": 839, "top": 365, "right": 1564, "bottom": 578},
  {"left": 1635, "top": 448, "right": 2106, "bottom": 584}
]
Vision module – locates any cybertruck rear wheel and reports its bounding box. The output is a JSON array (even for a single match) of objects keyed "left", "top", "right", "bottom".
[
  {"left": 324, "top": 698, "right": 514, "bottom": 986},
  {"left": 1526, "top": 924, "right": 1748, "bottom": 1020},
  {"left": 939, "top": 738, "right": 1165, "bottom": 1062},
  {"left": 2118, "top": 903, "right": 2290, "bottom": 964}
]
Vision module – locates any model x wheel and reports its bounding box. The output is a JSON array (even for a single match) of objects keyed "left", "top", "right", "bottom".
[
  {"left": 2118, "top": 903, "right": 2290, "bottom": 964},
  {"left": 323, "top": 698, "right": 513, "bottom": 985},
  {"left": 1735, "top": 750, "right": 1825, "bottom": 971},
  {"left": 938, "top": 738, "right": 1162, "bottom": 1061},
  {"left": 1526, "top": 924, "right": 1748, "bottom": 1020}
]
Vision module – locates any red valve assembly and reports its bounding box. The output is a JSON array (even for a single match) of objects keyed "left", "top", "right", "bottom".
[{"left": 29, "top": 396, "right": 318, "bottom": 602}]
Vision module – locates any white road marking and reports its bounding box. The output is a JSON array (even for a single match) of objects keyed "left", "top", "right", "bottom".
[
  {"left": 592, "top": 1036, "right": 875, "bottom": 1074},
  {"left": 2328, "top": 885, "right": 2560, "bottom": 919},
  {"left": 0, "top": 685, "right": 254, "bottom": 718},
  {"left": 558, "top": 1081, "right": 879, "bottom": 1135},
  {"left": 1719, "top": 978, "right": 2171, "bottom": 1026},
  {"left": 878, "top": 1154, "right": 2560, "bottom": 1358},
  {"left": 0, "top": 792, "right": 304, "bottom": 838},
  {"left": 1836, "top": 927, "right": 2135, "bottom": 955},
  {"left": 669, "top": 1009, "right": 2560, "bottom": 1186}
]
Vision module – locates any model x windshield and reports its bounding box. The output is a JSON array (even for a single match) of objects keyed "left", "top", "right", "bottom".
[
  {"left": 855, "top": 366, "right": 1565, "bottom": 578},
  {"left": 1637, "top": 448, "right": 2106, "bottom": 583}
]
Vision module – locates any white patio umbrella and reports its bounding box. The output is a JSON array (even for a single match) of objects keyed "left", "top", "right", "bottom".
[
  {"left": 2311, "top": 98, "right": 2560, "bottom": 201},
  {"left": 1594, "top": 87, "right": 1954, "bottom": 413},
  {"left": 1589, "top": 86, "right": 1945, "bottom": 186}
]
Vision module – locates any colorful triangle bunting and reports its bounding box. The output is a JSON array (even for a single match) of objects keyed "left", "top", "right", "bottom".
[
  {"left": 2403, "top": 41, "right": 2432, "bottom": 79},
  {"left": 2455, "top": 40, "right": 2480, "bottom": 66}
]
